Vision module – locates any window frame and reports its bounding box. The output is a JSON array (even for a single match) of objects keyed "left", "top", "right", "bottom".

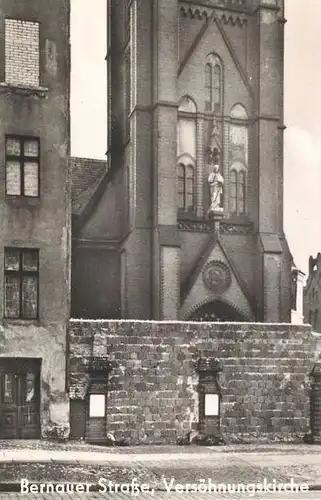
[
  {"left": 229, "top": 169, "right": 237, "bottom": 214},
  {"left": 213, "top": 64, "right": 221, "bottom": 112},
  {"left": 205, "top": 63, "right": 213, "bottom": 112},
  {"left": 229, "top": 167, "right": 247, "bottom": 216},
  {"left": 177, "top": 161, "right": 195, "bottom": 216},
  {"left": 238, "top": 170, "right": 246, "bottom": 215},
  {"left": 4, "top": 248, "right": 39, "bottom": 320},
  {"left": 204, "top": 54, "right": 223, "bottom": 113},
  {"left": 5, "top": 135, "right": 40, "bottom": 198}
]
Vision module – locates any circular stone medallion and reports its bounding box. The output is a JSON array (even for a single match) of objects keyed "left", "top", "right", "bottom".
[{"left": 203, "top": 261, "right": 231, "bottom": 294}]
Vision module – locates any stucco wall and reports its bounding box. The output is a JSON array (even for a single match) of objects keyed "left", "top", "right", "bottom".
[{"left": 0, "top": 0, "right": 70, "bottom": 437}]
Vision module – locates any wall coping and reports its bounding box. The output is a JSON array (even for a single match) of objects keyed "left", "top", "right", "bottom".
[{"left": 69, "top": 318, "right": 311, "bottom": 330}]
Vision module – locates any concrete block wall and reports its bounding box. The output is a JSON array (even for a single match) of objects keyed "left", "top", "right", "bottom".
[{"left": 69, "top": 320, "right": 319, "bottom": 444}]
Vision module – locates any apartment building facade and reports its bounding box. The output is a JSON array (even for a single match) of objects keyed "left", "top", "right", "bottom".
[{"left": 0, "top": 0, "right": 70, "bottom": 438}]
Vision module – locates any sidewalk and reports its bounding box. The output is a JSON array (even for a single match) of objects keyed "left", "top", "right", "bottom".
[{"left": 0, "top": 442, "right": 320, "bottom": 490}]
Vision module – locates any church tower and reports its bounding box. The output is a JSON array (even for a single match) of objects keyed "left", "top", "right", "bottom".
[
  {"left": 72, "top": 0, "right": 291, "bottom": 322},
  {"left": 107, "top": 0, "right": 292, "bottom": 322}
]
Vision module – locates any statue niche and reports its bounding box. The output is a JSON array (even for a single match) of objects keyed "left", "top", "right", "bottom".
[
  {"left": 206, "top": 115, "right": 224, "bottom": 216},
  {"left": 207, "top": 149, "right": 224, "bottom": 215}
]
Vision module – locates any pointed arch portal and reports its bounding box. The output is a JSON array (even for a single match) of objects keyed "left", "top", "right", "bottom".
[{"left": 188, "top": 300, "right": 246, "bottom": 322}]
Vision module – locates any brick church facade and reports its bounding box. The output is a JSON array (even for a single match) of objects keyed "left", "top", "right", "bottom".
[
  {"left": 0, "top": 0, "right": 315, "bottom": 443},
  {"left": 72, "top": 0, "right": 292, "bottom": 324}
]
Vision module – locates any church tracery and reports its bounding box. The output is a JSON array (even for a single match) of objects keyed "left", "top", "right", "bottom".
[
  {"left": 229, "top": 103, "right": 248, "bottom": 216},
  {"left": 204, "top": 53, "right": 223, "bottom": 113},
  {"left": 177, "top": 156, "right": 195, "bottom": 214},
  {"left": 229, "top": 161, "right": 247, "bottom": 215},
  {"left": 177, "top": 96, "right": 197, "bottom": 215}
]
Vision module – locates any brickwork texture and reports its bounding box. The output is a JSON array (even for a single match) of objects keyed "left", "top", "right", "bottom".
[
  {"left": 5, "top": 19, "right": 40, "bottom": 87},
  {"left": 69, "top": 320, "right": 319, "bottom": 444}
]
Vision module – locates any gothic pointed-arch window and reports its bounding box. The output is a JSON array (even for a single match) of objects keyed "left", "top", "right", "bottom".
[
  {"left": 186, "top": 164, "right": 195, "bottom": 210},
  {"left": 177, "top": 96, "right": 197, "bottom": 215},
  {"left": 205, "top": 64, "right": 212, "bottom": 111},
  {"left": 239, "top": 170, "right": 246, "bottom": 214},
  {"left": 204, "top": 54, "right": 223, "bottom": 113},
  {"left": 177, "top": 163, "right": 185, "bottom": 211},
  {"left": 177, "top": 161, "right": 195, "bottom": 214},
  {"left": 229, "top": 163, "right": 247, "bottom": 215},
  {"left": 229, "top": 104, "right": 249, "bottom": 216},
  {"left": 214, "top": 65, "right": 221, "bottom": 111},
  {"left": 230, "top": 170, "right": 237, "bottom": 214}
]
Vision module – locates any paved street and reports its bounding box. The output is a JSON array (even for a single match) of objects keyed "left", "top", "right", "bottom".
[
  {"left": 1, "top": 449, "right": 320, "bottom": 488},
  {"left": 0, "top": 442, "right": 320, "bottom": 499}
]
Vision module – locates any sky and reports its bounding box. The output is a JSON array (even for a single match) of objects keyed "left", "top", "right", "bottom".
[{"left": 70, "top": 0, "right": 321, "bottom": 279}]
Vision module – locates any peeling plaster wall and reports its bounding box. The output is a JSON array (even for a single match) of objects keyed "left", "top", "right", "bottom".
[
  {"left": 69, "top": 320, "right": 319, "bottom": 444},
  {"left": 0, "top": 0, "right": 70, "bottom": 438},
  {"left": 0, "top": 322, "right": 69, "bottom": 436}
]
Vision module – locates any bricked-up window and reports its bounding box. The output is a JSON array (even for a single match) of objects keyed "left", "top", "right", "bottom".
[
  {"left": 6, "top": 137, "right": 40, "bottom": 197},
  {"left": 4, "top": 248, "right": 39, "bottom": 319},
  {"left": 5, "top": 19, "right": 40, "bottom": 88}
]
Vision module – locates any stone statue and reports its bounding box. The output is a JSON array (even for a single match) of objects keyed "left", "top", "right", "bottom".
[{"left": 208, "top": 154, "right": 224, "bottom": 215}]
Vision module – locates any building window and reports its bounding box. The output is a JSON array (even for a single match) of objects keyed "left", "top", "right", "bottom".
[
  {"left": 204, "top": 54, "right": 223, "bottom": 113},
  {"left": 214, "top": 65, "right": 221, "bottom": 112},
  {"left": 229, "top": 165, "right": 247, "bottom": 215},
  {"left": 230, "top": 170, "right": 237, "bottom": 213},
  {"left": 4, "top": 248, "right": 39, "bottom": 319},
  {"left": 239, "top": 171, "right": 246, "bottom": 214},
  {"left": 177, "top": 96, "right": 197, "bottom": 215},
  {"left": 5, "top": 19, "right": 40, "bottom": 88},
  {"left": 177, "top": 163, "right": 195, "bottom": 214},
  {"left": 229, "top": 104, "right": 249, "bottom": 216},
  {"left": 4, "top": 374, "right": 14, "bottom": 402},
  {"left": 205, "top": 63, "right": 212, "bottom": 111},
  {"left": 178, "top": 164, "right": 185, "bottom": 210},
  {"left": 6, "top": 136, "right": 39, "bottom": 197}
]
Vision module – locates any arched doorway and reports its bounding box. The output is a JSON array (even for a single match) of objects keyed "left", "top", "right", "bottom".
[{"left": 188, "top": 300, "right": 246, "bottom": 322}]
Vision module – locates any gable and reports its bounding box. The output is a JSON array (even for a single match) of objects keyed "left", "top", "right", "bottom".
[
  {"left": 178, "top": 16, "right": 253, "bottom": 112},
  {"left": 180, "top": 237, "right": 254, "bottom": 321}
]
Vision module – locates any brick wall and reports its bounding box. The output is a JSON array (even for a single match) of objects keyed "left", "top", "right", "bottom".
[
  {"left": 69, "top": 320, "right": 320, "bottom": 444},
  {"left": 5, "top": 19, "right": 40, "bottom": 87}
]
